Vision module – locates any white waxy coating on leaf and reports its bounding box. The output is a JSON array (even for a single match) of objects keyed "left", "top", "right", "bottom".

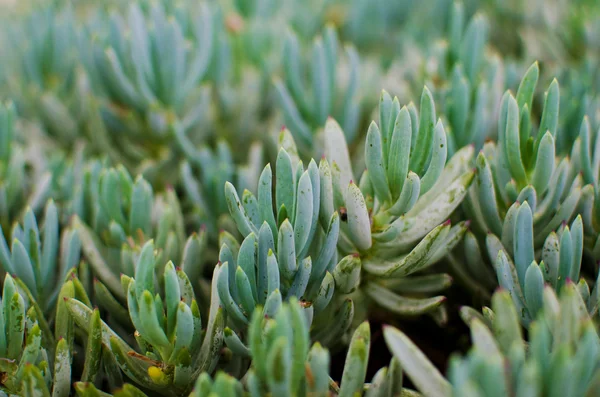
[
  {"left": 324, "top": 118, "right": 354, "bottom": 191},
  {"left": 345, "top": 182, "right": 372, "bottom": 251}
]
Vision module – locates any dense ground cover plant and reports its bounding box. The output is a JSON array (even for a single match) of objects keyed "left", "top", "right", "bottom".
[{"left": 0, "top": 0, "right": 599, "bottom": 396}]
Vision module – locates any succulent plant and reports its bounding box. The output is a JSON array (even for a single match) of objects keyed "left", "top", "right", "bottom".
[
  {"left": 70, "top": 163, "right": 187, "bottom": 295},
  {"left": 451, "top": 63, "right": 585, "bottom": 299},
  {"left": 66, "top": 240, "right": 224, "bottom": 396},
  {"left": 437, "top": 3, "right": 504, "bottom": 154},
  {"left": 0, "top": 0, "right": 599, "bottom": 396},
  {"left": 2, "top": 5, "right": 87, "bottom": 146},
  {"left": 218, "top": 129, "right": 356, "bottom": 347},
  {"left": 488, "top": 202, "right": 599, "bottom": 325},
  {"left": 0, "top": 200, "right": 81, "bottom": 315},
  {"left": 384, "top": 283, "right": 600, "bottom": 397},
  {"left": 572, "top": 116, "right": 600, "bottom": 262},
  {"left": 178, "top": 138, "right": 264, "bottom": 240},
  {"left": 83, "top": 1, "right": 214, "bottom": 172},
  {"left": 0, "top": 273, "right": 74, "bottom": 396},
  {"left": 274, "top": 27, "right": 362, "bottom": 153},
  {"left": 321, "top": 88, "right": 474, "bottom": 319}
]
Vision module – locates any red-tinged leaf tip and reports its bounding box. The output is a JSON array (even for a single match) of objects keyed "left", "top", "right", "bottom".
[
  {"left": 200, "top": 224, "right": 207, "bottom": 231},
  {"left": 494, "top": 286, "right": 505, "bottom": 293},
  {"left": 93, "top": 277, "right": 99, "bottom": 283},
  {"left": 349, "top": 180, "right": 353, "bottom": 185},
  {"left": 443, "top": 219, "right": 452, "bottom": 226},
  {"left": 515, "top": 201, "right": 521, "bottom": 205},
  {"left": 280, "top": 125, "right": 286, "bottom": 131},
  {"left": 465, "top": 220, "right": 471, "bottom": 228},
  {"left": 440, "top": 296, "right": 448, "bottom": 303},
  {"left": 63, "top": 297, "right": 69, "bottom": 302},
  {"left": 327, "top": 116, "right": 334, "bottom": 121},
  {"left": 352, "top": 253, "right": 360, "bottom": 258},
  {"left": 321, "top": 154, "right": 326, "bottom": 159},
  {"left": 176, "top": 266, "right": 182, "bottom": 271},
  {"left": 565, "top": 278, "right": 573, "bottom": 284}
]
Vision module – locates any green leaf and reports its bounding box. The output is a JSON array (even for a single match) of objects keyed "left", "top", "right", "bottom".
[
  {"left": 365, "top": 121, "right": 392, "bottom": 203},
  {"left": 138, "top": 290, "right": 169, "bottom": 348},
  {"left": 324, "top": 118, "right": 353, "bottom": 189},
  {"left": 258, "top": 165, "right": 278, "bottom": 242},
  {"left": 383, "top": 326, "right": 451, "bottom": 397},
  {"left": 516, "top": 62, "right": 539, "bottom": 111},
  {"left": 513, "top": 202, "right": 534, "bottom": 291},
  {"left": 6, "top": 290, "right": 25, "bottom": 360},
  {"left": 312, "top": 37, "right": 331, "bottom": 125},
  {"left": 420, "top": 120, "right": 448, "bottom": 195},
  {"left": 294, "top": 171, "right": 314, "bottom": 255},
  {"left": 339, "top": 322, "right": 370, "bottom": 397},
  {"left": 216, "top": 262, "right": 247, "bottom": 325},
  {"left": 52, "top": 338, "right": 71, "bottom": 397},
  {"left": 532, "top": 131, "right": 555, "bottom": 194},
  {"left": 55, "top": 280, "right": 75, "bottom": 348},
  {"left": 225, "top": 182, "right": 258, "bottom": 237},
  {"left": 345, "top": 182, "right": 371, "bottom": 251},
  {"left": 364, "top": 283, "right": 445, "bottom": 315},
  {"left": 387, "top": 172, "right": 420, "bottom": 217},
  {"left": 278, "top": 219, "right": 297, "bottom": 280},
  {"left": 81, "top": 309, "right": 102, "bottom": 383},
  {"left": 333, "top": 254, "right": 361, "bottom": 294},
  {"left": 475, "top": 152, "right": 502, "bottom": 236},
  {"left": 469, "top": 318, "right": 500, "bottom": 357},
  {"left": 129, "top": 176, "right": 153, "bottom": 237},
  {"left": 266, "top": 337, "right": 292, "bottom": 395},
  {"left": 524, "top": 262, "right": 544, "bottom": 318},
  {"left": 537, "top": 79, "right": 560, "bottom": 141},
  {"left": 41, "top": 200, "right": 59, "bottom": 293},
  {"left": 490, "top": 290, "right": 523, "bottom": 355},
  {"left": 286, "top": 257, "right": 311, "bottom": 299},
  {"left": 504, "top": 94, "right": 527, "bottom": 187},
  {"left": 387, "top": 106, "right": 412, "bottom": 200},
  {"left": 410, "top": 86, "right": 436, "bottom": 176},
  {"left": 11, "top": 239, "right": 36, "bottom": 296}
]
